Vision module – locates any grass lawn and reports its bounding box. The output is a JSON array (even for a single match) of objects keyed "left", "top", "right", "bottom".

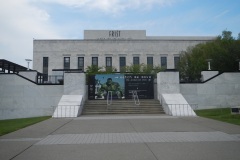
[
  {"left": 195, "top": 108, "right": 240, "bottom": 126},
  {"left": 0, "top": 116, "right": 51, "bottom": 136}
]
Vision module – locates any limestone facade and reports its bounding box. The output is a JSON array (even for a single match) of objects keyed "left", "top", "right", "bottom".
[{"left": 33, "top": 30, "right": 215, "bottom": 75}]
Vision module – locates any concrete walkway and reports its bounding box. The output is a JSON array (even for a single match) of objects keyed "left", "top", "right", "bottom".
[{"left": 1, "top": 115, "right": 240, "bottom": 160}]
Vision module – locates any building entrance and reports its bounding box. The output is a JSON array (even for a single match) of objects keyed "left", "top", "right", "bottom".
[{"left": 88, "top": 74, "right": 154, "bottom": 100}]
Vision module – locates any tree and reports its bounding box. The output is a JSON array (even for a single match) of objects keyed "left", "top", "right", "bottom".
[
  {"left": 85, "top": 65, "right": 103, "bottom": 74},
  {"left": 238, "top": 33, "right": 240, "bottom": 40},
  {"left": 178, "top": 30, "right": 240, "bottom": 82},
  {"left": 85, "top": 64, "right": 164, "bottom": 77},
  {"left": 126, "top": 64, "right": 143, "bottom": 73},
  {"left": 221, "top": 30, "right": 234, "bottom": 40}
]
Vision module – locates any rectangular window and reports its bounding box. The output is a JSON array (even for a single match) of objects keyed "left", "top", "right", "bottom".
[
  {"left": 78, "top": 57, "right": 84, "bottom": 71},
  {"left": 133, "top": 57, "right": 139, "bottom": 65},
  {"left": 43, "top": 57, "right": 48, "bottom": 81},
  {"left": 64, "top": 57, "right": 70, "bottom": 69},
  {"left": 161, "top": 57, "right": 167, "bottom": 68},
  {"left": 92, "top": 57, "right": 98, "bottom": 67},
  {"left": 119, "top": 57, "right": 126, "bottom": 72},
  {"left": 174, "top": 56, "right": 180, "bottom": 69},
  {"left": 106, "top": 57, "right": 112, "bottom": 67},
  {"left": 147, "top": 57, "right": 153, "bottom": 69},
  {"left": 106, "top": 57, "right": 112, "bottom": 71}
]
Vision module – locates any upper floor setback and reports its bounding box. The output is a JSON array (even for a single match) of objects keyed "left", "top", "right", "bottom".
[{"left": 34, "top": 30, "right": 217, "bottom": 41}]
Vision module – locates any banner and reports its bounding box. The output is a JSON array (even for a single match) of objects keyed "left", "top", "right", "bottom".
[
  {"left": 88, "top": 74, "right": 154, "bottom": 100},
  {"left": 125, "top": 74, "right": 154, "bottom": 99}
]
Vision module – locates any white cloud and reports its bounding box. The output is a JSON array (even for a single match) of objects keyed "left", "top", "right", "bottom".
[
  {"left": 214, "top": 10, "right": 229, "bottom": 19},
  {"left": 0, "top": 0, "right": 61, "bottom": 67},
  {"left": 41, "top": 0, "right": 176, "bottom": 14}
]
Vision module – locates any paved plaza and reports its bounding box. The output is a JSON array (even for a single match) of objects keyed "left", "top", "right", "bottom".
[{"left": 0, "top": 115, "right": 240, "bottom": 160}]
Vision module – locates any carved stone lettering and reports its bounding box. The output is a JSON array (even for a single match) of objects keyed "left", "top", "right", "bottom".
[{"left": 109, "top": 31, "right": 121, "bottom": 38}]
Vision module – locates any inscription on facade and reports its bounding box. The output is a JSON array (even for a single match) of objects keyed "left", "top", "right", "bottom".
[{"left": 109, "top": 30, "right": 121, "bottom": 38}]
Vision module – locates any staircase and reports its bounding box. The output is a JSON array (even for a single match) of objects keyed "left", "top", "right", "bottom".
[{"left": 82, "top": 99, "right": 165, "bottom": 115}]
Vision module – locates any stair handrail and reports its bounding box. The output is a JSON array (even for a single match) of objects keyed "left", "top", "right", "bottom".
[
  {"left": 132, "top": 90, "right": 140, "bottom": 105},
  {"left": 107, "top": 91, "right": 113, "bottom": 106}
]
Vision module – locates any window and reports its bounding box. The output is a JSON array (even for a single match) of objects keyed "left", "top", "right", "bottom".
[
  {"left": 174, "top": 56, "right": 180, "bottom": 69},
  {"left": 106, "top": 57, "right": 112, "bottom": 71},
  {"left": 78, "top": 57, "right": 84, "bottom": 71},
  {"left": 133, "top": 57, "right": 139, "bottom": 65},
  {"left": 92, "top": 57, "right": 98, "bottom": 66},
  {"left": 64, "top": 57, "right": 70, "bottom": 69},
  {"left": 106, "top": 57, "right": 112, "bottom": 67},
  {"left": 43, "top": 57, "right": 48, "bottom": 81},
  {"left": 161, "top": 57, "right": 167, "bottom": 68},
  {"left": 119, "top": 57, "right": 126, "bottom": 72},
  {"left": 147, "top": 57, "right": 153, "bottom": 69}
]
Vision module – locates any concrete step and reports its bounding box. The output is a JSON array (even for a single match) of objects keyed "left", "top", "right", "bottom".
[
  {"left": 82, "top": 110, "right": 165, "bottom": 115},
  {"left": 82, "top": 99, "right": 165, "bottom": 115},
  {"left": 85, "top": 100, "right": 160, "bottom": 104},
  {"left": 83, "top": 109, "right": 164, "bottom": 112},
  {"left": 84, "top": 105, "right": 162, "bottom": 108}
]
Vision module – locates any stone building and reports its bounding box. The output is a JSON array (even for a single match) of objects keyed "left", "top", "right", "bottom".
[{"left": 33, "top": 30, "right": 215, "bottom": 77}]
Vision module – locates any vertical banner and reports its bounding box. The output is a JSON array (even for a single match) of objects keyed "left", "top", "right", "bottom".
[{"left": 88, "top": 74, "right": 154, "bottom": 100}]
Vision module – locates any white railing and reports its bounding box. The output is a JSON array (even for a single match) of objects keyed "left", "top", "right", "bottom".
[
  {"left": 53, "top": 105, "right": 80, "bottom": 118},
  {"left": 163, "top": 104, "right": 198, "bottom": 116},
  {"left": 107, "top": 91, "right": 113, "bottom": 106},
  {"left": 132, "top": 90, "right": 140, "bottom": 105}
]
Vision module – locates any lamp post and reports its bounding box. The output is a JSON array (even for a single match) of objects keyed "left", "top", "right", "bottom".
[
  {"left": 25, "top": 59, "right": 32, "bottom": 70},
  {"left": 206, "top": 59, "right": 212, "bottom": 70},
  {"left": 236, "top": 59, "right": 240, "bottom": 71}
]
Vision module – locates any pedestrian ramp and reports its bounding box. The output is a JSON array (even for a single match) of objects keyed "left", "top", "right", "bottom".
[
  {"left": 52, "top": 95, "right": 84, "bottom": 118},
  {"left": 161, "top": 93, "right": 197, "bottom": 116}
]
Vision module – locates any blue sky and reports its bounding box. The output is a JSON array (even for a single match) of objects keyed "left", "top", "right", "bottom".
[{"left": 1, "top": 0, "right": 240, "bottom": 67}]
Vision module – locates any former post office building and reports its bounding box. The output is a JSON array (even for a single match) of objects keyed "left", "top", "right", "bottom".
[{"left": 33, "top": 30, "right": 215, "bottom": 76}]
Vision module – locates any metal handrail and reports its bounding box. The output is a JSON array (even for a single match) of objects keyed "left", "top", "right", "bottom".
[
  {"left": 107, "top": 91, "right": 112, "bottom": 106},
  {"left": 132, "top": 91, "right": 140, "bottom": 105},
  {"left": 53, "top": 105, "right": 80, "bottom": 118}
]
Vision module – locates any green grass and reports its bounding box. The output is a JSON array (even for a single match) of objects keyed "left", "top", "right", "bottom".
[
  {"left": 0, "top": 116, "right": 51, "bottom": 136},
  {"left": 195, "top": 108, "right": 240, "bottom": 126}
]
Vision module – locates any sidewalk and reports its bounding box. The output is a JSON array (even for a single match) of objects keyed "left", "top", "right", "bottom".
[{"left": 1, "top": 115, "right": 240, "bottom": 160}]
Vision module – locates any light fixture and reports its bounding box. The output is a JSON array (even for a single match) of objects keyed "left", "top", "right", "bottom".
[
  {"left": 25, "top": 59, "right": 32, "bottom": 70},
  {"left": 206, "top": 59, "right": 212, "bottom": 70}
]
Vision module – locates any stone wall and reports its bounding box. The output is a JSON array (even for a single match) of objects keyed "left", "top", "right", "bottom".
[
  {"left": 157, "top": 71, "right": 180, "bottom": 100},
  {"left": 0, "top": 74, "right": 63, "bottom": 120},
  {"left": 84, "top": 30, "right": 146, "bottom": 39},
  {"left": 33, "top": 38, "right": 213, "bottom": 75},
  {"left": 64, "top": 72, "right": 87, "bottom": 101},
  {"left": 1, "top": 71, "right": 239, "bottom": 120},
  {"left": 180, "top": 73, "right": 240, "bottom": 109},
  {"left": 201, "top": 71, "right": 219, "bottom": 81},
  {"left": 18, "top": 71, "right": 38, "bottom": 82}
]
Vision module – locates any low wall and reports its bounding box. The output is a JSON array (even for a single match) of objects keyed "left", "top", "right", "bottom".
[
  {"left": 0, "top": 74, "right": 63, "bottom": 120},
  {"left": 18, "top": 71, "right": 38, "bottom": 82},
  {"left": 1, "top": 71, "right": 239, "bottom": 119},
  {"left": 181, "top": 73, "right": 240, "bottom": 109}
]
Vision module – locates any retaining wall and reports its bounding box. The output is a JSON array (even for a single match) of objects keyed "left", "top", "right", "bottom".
[
  {"left": 0, "top": 74, "right": 63, "bottom": 120},
  {"left": 180, "top": 73, "right": 240, "bottom": 109}
]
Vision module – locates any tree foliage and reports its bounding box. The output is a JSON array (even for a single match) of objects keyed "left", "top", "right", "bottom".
[
  {"left": 85, "top": 65, "right": 103, "bottom": 75},
  {"left": 86, "top": 64, "right": 164, "bottom": 76},
  {"left": 178, "top": 30, "right": 240, "bottom": 82}
]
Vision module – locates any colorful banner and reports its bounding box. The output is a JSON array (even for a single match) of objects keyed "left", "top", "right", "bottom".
[{"left": 88, "top": 74, "right": 154, "bottom": 100}]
